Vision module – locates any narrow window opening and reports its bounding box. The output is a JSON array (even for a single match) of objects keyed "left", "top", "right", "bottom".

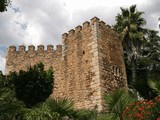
[{"left": 83, "top": 50, "right": 85, "bottom": 54}]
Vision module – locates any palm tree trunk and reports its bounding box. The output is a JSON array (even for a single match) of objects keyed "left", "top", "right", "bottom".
[{"left": 131, "top": 58, "right": 136, "bottom": 82}]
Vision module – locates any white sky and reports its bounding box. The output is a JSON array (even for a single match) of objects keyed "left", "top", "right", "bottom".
[
  {"left": 0, "top": 0, "right": 160, "bottom": 74},
  {"left": 64, "top": 0, "right": 147, "bottom": 21},
  {"left": 65, "top": 0, "right": 145, "bottom": 10}
]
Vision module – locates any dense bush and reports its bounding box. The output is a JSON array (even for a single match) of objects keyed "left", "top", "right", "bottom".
[
  {"left": 122, "top": 97, "right": 160, "bottom": 120},
  {"left": 9, "top": 63, "right": 54, "bottom": 108}
]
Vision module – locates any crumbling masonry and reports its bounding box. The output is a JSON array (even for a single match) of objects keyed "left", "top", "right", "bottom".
[{"left": 5, "top": 17, "right": 128, "bottom": 111}]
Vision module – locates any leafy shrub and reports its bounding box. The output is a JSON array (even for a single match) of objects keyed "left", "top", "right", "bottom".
[
  {"left": 122, "top": 97, "right": 160, "bottom": 120},
  {"left": 9, "top": 62, "right": 54, "bottom": 108}
]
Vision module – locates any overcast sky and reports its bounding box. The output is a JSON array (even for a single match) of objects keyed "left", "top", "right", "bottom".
[{"left": 0, "top": 0, "right": 160, "bottom": 74}]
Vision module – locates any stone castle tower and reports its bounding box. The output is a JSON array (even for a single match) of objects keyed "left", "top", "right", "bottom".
[{"left": 5, "top": 17, "right": 128, "bottom": 111}]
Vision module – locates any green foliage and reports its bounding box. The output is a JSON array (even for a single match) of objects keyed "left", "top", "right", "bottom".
[
  {"left": 0, "top": 72, "right": 25, "bottom": 120},
  {"left": 9, "top": 62, "right": 54, "bottom": 108},
  {"left": 148, "top": 80, "right": 160, "bottom": 96},
  {"left": 23, "top": 101, "right": 59, "bottom": 120},
  {"left": 104, "top": 89, "right": 135, "bottom": 120},
  {"left": 142, "top": 30, "right": 160, "bottom": 81},
  {"left": 22, "top": 98, "right": 98, "bottom": 120},
  {"left": 0, "top": 0, "right": 11, "bottom": 12},
  {"left": 44, "top": 98, "right": 98, "bottom": 120},
  {"left": 45, "top": 98, "right": 75, "bottom": 119},
  {"left": 114, "top": 4, "right": 146, "bottom": 83},
  {"left": 1, "top": 70, "right": 80, "bottom": 120},
  {"left": 114, "top": 4, "right": 160, "bottom": 100},
  {"left": 1, "top": 64, "right": 96, "bottom": 120},
  {"left": 75, "top": 109, "right": 97, "bottom": 120},
  {"left": 114, "top": 4, "right": 146, "bottom": 61},
  {"left": 97, "top": 113, "right": 115, "bottom": 120},
  {"left": 134, "top": 30, "right": 160, "bottom": 99}
]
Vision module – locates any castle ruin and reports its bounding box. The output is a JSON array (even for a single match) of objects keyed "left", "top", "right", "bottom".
[{"left": 5, "top": 17, "right": 128, "bottom": 111}]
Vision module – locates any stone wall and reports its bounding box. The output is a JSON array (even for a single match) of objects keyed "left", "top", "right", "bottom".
[
  {"left": 97, "top": 19, "right": 128, "bottom": 110},
  {"left": 5, "top": 44, "right": 62, "bottom": 96},
  {"left": 6, "top": 45, "right": 62, "bottom": 73},
  {"left": 5, "top": 17, "right": 128, "bottom": 112}
]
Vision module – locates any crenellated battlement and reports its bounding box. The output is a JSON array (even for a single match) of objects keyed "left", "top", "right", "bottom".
[
  {"left": 28, "top": 45, "right": 35, "bottom": 52},
  {"left": 75, "top": 25, "right": 82, "bottom": 33},
  {"left": 62, "top": 17, "right": 98, "bottom": 40},
  {"left": 8, "top": 45, "right": 16, "bottom": 52},
  {"left": 6, "top": 44, "right": 62, "bottom": 75},
  {"left": 8, "top": 44, "right": 62, "bottom": 53},
  {"left": 83, "top": 21, "right": 90, "bottom": 28},
  {"left": 62, "top": 17, "right": 119, "bottom": 44},
  {"left": 19, "top": 45, "right": 26, "bottom": 52}
]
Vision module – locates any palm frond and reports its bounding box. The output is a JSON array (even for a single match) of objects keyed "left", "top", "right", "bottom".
[
  {"left": 115, "top": 5, "right": 146, "bottom": 61},
  {"left": 45, "top": 98, "right": 75, "bottom": 118},
  {"left": 129, "top": 4, "right": 136, "bottom": 13},
  {"left": 120, "top": 8, "right": 129, "bottom": 17},
  {"left": 104, "top": 89, "right": 135, "bottom": 119},
  {"left": 148, "top": 80, "right": 160, "bottom": 96}
]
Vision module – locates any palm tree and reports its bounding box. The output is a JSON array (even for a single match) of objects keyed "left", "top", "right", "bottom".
[
  {"left": 0, "top": 0, "right": 11, "bottom": 12},
  {"left": 114, "top": 5, "right": 146, "bottom": 82},
  {"left": 104, "top": 90, "right": 135, "bottom": 120},
  {"left": 45, "top": 98, "right": 76, "bottom": 120}
]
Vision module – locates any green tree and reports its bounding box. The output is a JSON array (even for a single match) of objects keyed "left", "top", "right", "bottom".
[
  {"left": 114, "top": 5, "right": 146, "bottom": 83},
  {"left": 134, "top": 30, "right": 160, "bottom": 99},
  {"left": 9, "top": 62, "right": 54, "bottom": 108},
  {"left": 0, "top": 0, "right": 11, "bottom": 12},
  {"left": 0, "top": 71, "right": 25, "bottom": 120},
  {"left": 142, "top": 30, "right": 160, "bottom": 81}
]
